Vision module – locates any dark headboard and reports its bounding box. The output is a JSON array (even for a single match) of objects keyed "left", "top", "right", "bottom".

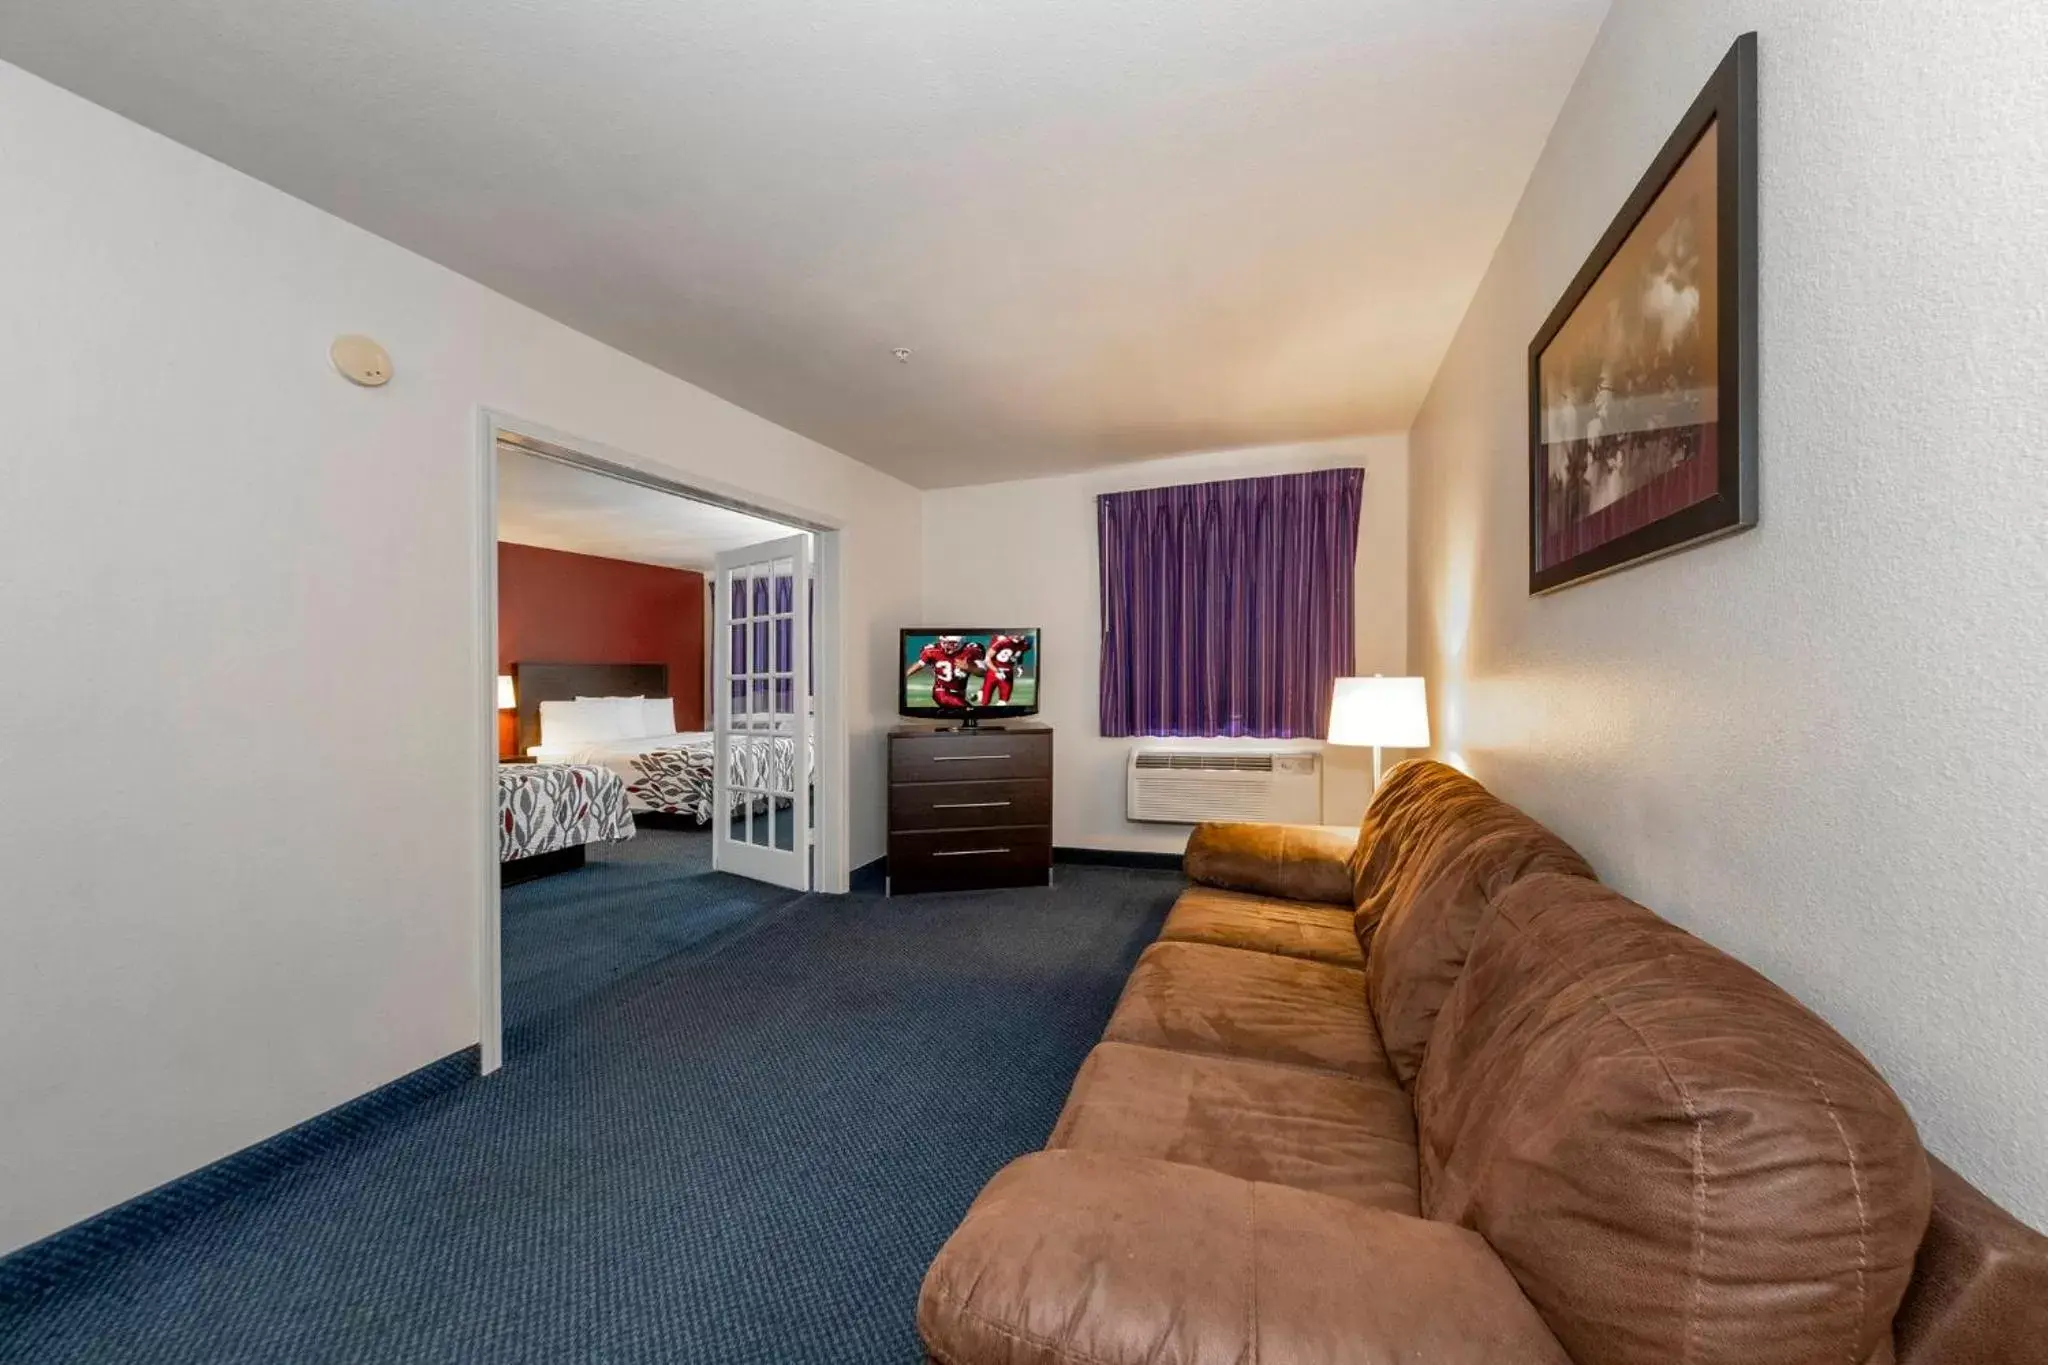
[{"left": 512, "top": 661, "right": 669, "bottom": 755}]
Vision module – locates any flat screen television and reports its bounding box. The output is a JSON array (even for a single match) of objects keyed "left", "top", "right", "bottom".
[{"left": 900, "top": 628, "right": 1040, "bottom": 728}]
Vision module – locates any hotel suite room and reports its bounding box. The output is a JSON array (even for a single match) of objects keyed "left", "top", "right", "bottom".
[{"left": 2, "top": 2, "right": 2045, "bottom": 1364}]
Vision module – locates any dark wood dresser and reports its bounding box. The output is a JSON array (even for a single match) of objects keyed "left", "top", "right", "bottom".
[{"left": 887, "top": 723, "right": 1053, "bottom": 894}]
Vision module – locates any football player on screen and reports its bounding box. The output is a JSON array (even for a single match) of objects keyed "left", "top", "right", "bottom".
[
  {"left": 978, "top": 633, "right": 1032, "bottom": 706},
  {"left": 904, "top": 635, "right": 983, "bottom": 711}
]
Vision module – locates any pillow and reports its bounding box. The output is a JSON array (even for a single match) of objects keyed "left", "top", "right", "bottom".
[
  {"left": 540, "top": 698, "right": 638, "bottom": 744},
  {"left": 573, "top": 695, "right": 649, "bottom": 739},
  {"left": 640, "top": 698, "right": 676, "bottom": 736},
  {"left": 539, "top": 699, "right": 603, "bottom": 746}
]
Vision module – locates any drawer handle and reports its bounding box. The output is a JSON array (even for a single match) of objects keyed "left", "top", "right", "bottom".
[
  {"left": 932, "top": 847, "right": 1011, "bottom": 857},
  {"left": 933, "top": 800, "right": 1012, "bottom": 809},
  {"left": 931, "top": 753, "right": 1011, "bottom": 762}
]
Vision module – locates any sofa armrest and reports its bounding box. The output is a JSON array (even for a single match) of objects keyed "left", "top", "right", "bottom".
[
  {"left": 1183, "top": 821, "right": 1357, "bottom": 905},
  {"left": 919, "top": 1151, "right": 1569, "bottom": 1365}
]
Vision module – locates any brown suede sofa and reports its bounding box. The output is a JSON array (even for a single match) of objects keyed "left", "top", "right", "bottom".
[{"left": 918, "top": 760, "right": 2048, "bottom": 1365}]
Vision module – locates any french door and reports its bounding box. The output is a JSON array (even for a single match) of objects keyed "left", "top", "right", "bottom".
[{"left": 712, "top": 534, "right": 812, "bottom": 889}]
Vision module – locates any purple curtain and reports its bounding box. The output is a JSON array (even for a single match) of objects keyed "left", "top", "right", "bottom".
[{"left": 1098, "top": 468, "right": 1363, "bottom": 738}]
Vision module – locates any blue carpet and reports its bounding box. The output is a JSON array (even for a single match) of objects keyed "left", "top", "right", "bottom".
[
  {"left": 502, "top": 824, "right": 803, "bottom": 1031},
  {"left": 0, "top": 859, "right": 1179, "bottom": 1364}
]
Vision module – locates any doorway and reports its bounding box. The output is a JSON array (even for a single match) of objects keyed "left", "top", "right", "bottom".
[{"left": 475, "top": 414, "right": 848, "bottom": 1073}]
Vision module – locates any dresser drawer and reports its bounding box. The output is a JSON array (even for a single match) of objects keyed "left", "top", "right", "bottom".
[
  {"left": 890, "top": 731, "right": 1052, "bottom": 783},
  {"left": 889, "top": 826, "right": 1053, "bottom": 894},
  {"left": 889, "top": 778, "right": 1051, "bottom": 832}
]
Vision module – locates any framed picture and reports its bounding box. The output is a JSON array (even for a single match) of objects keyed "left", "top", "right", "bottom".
[{"left": 1529, "top": 32, "right": 1758, "bottom": 594}]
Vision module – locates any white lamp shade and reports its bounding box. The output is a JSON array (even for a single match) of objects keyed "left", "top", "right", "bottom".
[
  {"left": 496, "top": 674, "right": 517, "bottom": 710},
  {"left": 1327, "top": 676, "right": 1430, "bottom": 749}
]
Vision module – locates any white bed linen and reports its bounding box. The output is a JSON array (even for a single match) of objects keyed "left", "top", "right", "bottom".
[
  {"left": 529, "top": 732, "right": 809, "bottom": 824},
  {"left": 529, "top": 732, "right": 713, "bottom": 767}
]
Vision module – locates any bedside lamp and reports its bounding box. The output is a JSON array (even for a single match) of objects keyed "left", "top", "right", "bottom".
[
  {"left": 1327, "top": 676, "right": 1430, "bottom": 787},
  {"left": 496, "top": 674, "right": 517, "bottom": 711}
]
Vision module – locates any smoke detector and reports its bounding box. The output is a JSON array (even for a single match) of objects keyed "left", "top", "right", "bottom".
[
  {"left": 891, "top": 348, "right": 913, "bottom": 363},
  {"left": 331, "top": 334, "right": 393, "bottom": 387}
]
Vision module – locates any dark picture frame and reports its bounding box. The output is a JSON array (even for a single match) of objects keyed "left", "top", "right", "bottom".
[{"left": 1528, "top": 32, "right": 1757, "bottom": 595}]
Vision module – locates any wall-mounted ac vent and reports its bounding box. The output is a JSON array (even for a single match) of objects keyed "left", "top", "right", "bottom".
[
  {"left": 1126, "top": 748, "right": 1321, "bottom": 825},
  {"left": 1132, "top": 752, "right": 1282, "bottom": 773}
]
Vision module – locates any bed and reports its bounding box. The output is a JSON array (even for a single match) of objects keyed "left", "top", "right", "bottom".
[
  {"left": 498, "top": 761, "right": 635, "bottom": 884},
  {"left": 527, "top": 730, "right": 808, "bottom": 824},
  {"left": 512, "top": 661, "right": 812, "bottom": 826}
]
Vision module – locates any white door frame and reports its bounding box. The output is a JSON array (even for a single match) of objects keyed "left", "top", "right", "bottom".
[{"left": 474, "top": 410, "right": 851, "bottom": 1075}]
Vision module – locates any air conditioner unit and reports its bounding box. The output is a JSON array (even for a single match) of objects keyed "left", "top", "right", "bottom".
[{"left": 1125, "top": 748, "right": 1322, "bottom": 825}]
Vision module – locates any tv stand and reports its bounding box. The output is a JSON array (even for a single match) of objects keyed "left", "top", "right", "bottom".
[{"left": 886, "top": 722, "right": 1052, "bottom": 895}]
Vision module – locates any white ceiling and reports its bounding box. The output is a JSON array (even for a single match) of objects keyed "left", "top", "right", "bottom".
[
  {"left": 1, "top": 0, "right": 1608, "bottom": 487},
  {"left": 495, "top": 448, "right": 798, "bottom": 570}
]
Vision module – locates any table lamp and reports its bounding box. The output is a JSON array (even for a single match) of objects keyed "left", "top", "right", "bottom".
[{"left": 1327, "top": 676, "right": 1430, "bottom": 787}]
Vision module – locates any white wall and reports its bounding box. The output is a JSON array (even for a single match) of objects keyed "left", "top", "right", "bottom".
[
  {"left": 923, "top": 436, "right": 1409, "bottom": 853},
  {"left": 0, "top": 60, "right": 922, "bottom": 1256},
  {"left": 1407, "top": 1, "right": 2048, "bottom": 1226}
]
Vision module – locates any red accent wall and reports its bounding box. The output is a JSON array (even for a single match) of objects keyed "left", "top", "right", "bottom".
[{"left": 497, "top": 543, "right": 706, "bottom": 756}]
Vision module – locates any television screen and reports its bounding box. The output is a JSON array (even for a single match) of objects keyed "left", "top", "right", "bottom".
[{"left": 901, "top": 628, "right": 1040, "bottom": 723}]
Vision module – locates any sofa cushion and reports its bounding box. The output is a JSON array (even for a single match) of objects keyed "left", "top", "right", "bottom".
[
  {"left": 918, "top": 1150, "right": 1570, "bottom": 1365},
  {"left": 1895, "top": 1157, "right": 2048, "bottom": 1365},
  {"left": 1182, "top": 820, "right": 1356, "bottom": 905},
  {"left": 1344, "top": 756, "right": 1449, "bottom": 905},
  {"left": 1157, "top": 885, "right": 1365, "bottom": 968},
  {"left": 1104, "top": 941, "right": 1391, "bottom": 1081},
  {"left": 1348, "top": 760, "right": 1594, "bottom": 1087},
  {"left": 1414, "top": 872, "right": 1932, "bottom": 1365},
  {"left": 1049, "top": 1041, "right": 1419, "bottom": 1212}
]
